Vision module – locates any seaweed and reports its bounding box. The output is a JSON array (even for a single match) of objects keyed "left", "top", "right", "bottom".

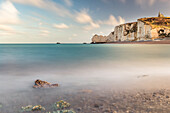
[
  {"left": 54, "top": 100, "right": 70, "bottom": 110},
  {"left": 21, "top": 105, "right": 45, "bottom": 112},
  {"left": 53, "top": 110, "right": 76, "bottom": 113}
]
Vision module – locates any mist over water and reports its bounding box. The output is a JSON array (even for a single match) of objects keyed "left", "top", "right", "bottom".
[
  {"left": 1, "top": 44, "right": 170, "bottom": 112},
  {"left": 1, "top": 44, "right": 170, "bottom": 92}
]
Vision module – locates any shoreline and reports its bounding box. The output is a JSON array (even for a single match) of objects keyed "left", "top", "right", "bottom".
[{"left": 92, "top": 39, "right": 170, "bottom": 44}]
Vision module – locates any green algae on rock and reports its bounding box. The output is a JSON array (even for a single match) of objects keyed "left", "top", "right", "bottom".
[
  {"left": 32, "top": 105, "right": 45, "bottom": 111},
  {"left": 54, "top": 100, "right": 70, "bottom": 110},
  {"left": 21, "top": 105, "right": 33, "bottom": 112},
  {"left": 21, "top": 105, "right": 45, "bottom": 112}
]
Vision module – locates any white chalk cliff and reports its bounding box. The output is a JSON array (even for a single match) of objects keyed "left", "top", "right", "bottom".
[{"left": 92, "top": 13, "right": 170, "bottom": 43}]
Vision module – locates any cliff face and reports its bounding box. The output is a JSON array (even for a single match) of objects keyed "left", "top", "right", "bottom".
[
  {"left": 91, "top": 35, "right": 108, "bottom": 43},
  {"left": 92, "top": 13, "right": 170, "bottom": 43}
]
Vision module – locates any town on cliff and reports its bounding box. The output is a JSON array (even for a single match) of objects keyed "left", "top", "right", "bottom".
[{"left": 91, "top": 12, "right": 170, "bottom": 44}]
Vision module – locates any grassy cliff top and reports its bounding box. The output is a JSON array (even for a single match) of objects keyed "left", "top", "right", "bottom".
[{"left": 138, "top": 17, "right": 170, "bottom": 29}]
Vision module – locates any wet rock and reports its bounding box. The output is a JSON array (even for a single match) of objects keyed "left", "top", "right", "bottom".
[
  {"left": 137, "top": 75, "right": 149, "bottom": 78},
  {"left": 103, "top": 108, "right": 111, "bottom": 112},
  {"left": 94, "top": 104, "right": 100, "bottom": 108},
  {"left": 152, "top": 92, "right": 157, "bottom": 97},
  {"left": 77, "top": 107, "right": 81, "bottom": 111},
  {"left": 33, "top": 79, "right": 58, "bottom": 88}
]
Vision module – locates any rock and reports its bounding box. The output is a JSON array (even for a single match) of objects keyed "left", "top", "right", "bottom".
[
  {"left": 32, "top": 105, "right": 45, "bottom": 111},
  {"left": 33, "top": 79, "right": 58, "bottom": 88},
  {"left": 91, "top": 34, "right": 108, "bottom": 43},
  {"left": 54, "top": 100, "right": 70, "bottom": 110},
  {"left": 103, "top": 108, "right": 111, "bottom": 112},
  {"left": 77, "top": 107, "right": 81, "bottom": 111},
  {"left": 21, "top": 105, "right": 45, "bottom": 112},
  {"left": 94, "top": 104, "right": 100, "bottom": 108},
  {"left": 137, "top": 75, "right": 149, "bottom": 78},
  {"left": 166, "top": 95, "right": 169, "bottom": 98},
  {"left": 21, "top": 105, "right": 33, "bottom": 112}
]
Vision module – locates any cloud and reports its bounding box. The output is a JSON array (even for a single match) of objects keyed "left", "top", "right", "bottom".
[
  {"left": 119, "top": 0, "right": 126, "bottom": 3},
  {"left": 118, "top": 16, "right": 126, "bottom": 24},
  {"left": 53, "top": 23, "right": 69, "bottom": 29},
  {"left": 75, "top": 9, "right": 100, "bottom": 30},
  {"left": 0, "top": 25, "right": 24, "bottom": 36},
  {"left": 135, "top": 0, "right": 152, "bottom": 7},
  {"left": 134, "top": 0, "right": 170, "bottom": 7},
  {"left": 75, "top": 9, "right": 125, "bottom": 31},
  {"left": 0, "top": 25, "right": 15, "bottom": 32},
  {"left": 40, "top": 30, "right": 49, "bottom": 36},
  {"left": 64, "top": 0, "right": 73, "bottom": 6},
  {"left": 98, "top": 15, "right": 125, "bottom": 26},
  {"left": 0, "top": 1, "right": 20, "bottom": 24},
  {"left": 75, "top": 9, "right": 93, "bottom": 24},
  {"left": 83, "top": 22, "right": 100, "bottom": 31},
  {"left": 0, "top": 1, "right": 22, "bottom": 36},
  {"left": 85, "top": 23, "right": 100, "bottom": 31},
  {"left": 10, "top": 0, "right": 72, "bottom": 17},
  {"left": 72, "top": 34, "right": 77, "bottom": 37},
  {"left": 102, "top": 0, "right": 126, "bottom": 4},
  {"left": 119, "top": 0, "right": 169, "bottom": 8},
  {"left": 41, "top": 30, "right": 49, "bottom": 34}
]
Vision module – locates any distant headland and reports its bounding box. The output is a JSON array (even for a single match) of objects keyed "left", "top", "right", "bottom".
[{"left": 91, "top": 12, "right": 170, "bottom": 44}]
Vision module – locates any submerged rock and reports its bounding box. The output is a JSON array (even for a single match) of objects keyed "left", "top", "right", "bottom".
[
  {"left": 137, "top": 75, "right": 149, "bottom": 78},
  {"left": 33, "top": 79, "right": 58, "bottom": 88},
  {"left": 0, "top": 104, "right": 2, "bottom": 108},
  {"left": 53, "top": 110, "right": 76, "bottom": 113}
]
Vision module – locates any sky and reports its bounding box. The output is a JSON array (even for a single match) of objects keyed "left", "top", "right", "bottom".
[{"left": 0, "top": 0, "right": 169, "bottom": 43}]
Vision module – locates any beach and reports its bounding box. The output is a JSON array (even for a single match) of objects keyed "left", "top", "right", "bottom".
[{"left": 1, "top": 85, "right": 170, "bottom": 113}]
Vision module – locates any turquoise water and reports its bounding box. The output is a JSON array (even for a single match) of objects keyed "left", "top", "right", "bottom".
[
  {"left": 1, "top": 44, "right": 170, "bottom": 93},
  {"left": 1, "top": 44, "right": 170, "bottom": 112}
]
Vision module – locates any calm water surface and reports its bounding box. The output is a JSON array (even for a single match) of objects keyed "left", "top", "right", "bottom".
[
  {"left": 0, "top": 44, "right": 170, "bottom": 91},
  {"left": 0, "top": 44, "right": 170, "bottom": 112}
]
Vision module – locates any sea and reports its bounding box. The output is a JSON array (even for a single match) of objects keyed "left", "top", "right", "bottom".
[{"left": 0, "top": 44, "right": 170, "bottom": 112}]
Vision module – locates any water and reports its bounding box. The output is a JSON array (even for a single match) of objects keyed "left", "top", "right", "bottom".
[
  {"left": 1, "top": 44, "right": 170, "bottom": 112},
  {"left": 1, "top": 44, "right": 170, "bottom": 90}
]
